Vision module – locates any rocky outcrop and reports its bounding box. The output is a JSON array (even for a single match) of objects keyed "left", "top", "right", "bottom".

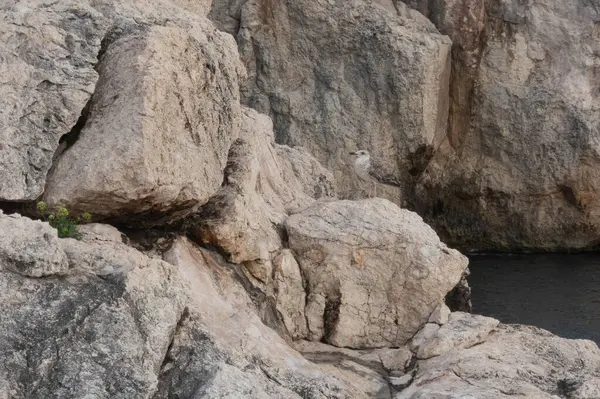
[
  {"left": 209, "top": 0, "right": 451, "bottom": 202},
  {"left": 208, "top": 0, "right": 600, "bottom": 251},
  {"left": 403, "top": 321, "right": 600, "bottom": 398},
  {"left": 0, "top": 214, "right": 371, "bottom": 398},
  {"left": 285, "top": 198, "right": 468, "bottom": 348},
  {"left": 407, "top": 0, "right": 600, "bottom": 251},
  {"left": 44, "top": 21, "right": 244, "bottom": 226}
]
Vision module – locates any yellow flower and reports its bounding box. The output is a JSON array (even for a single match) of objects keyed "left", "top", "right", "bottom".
[
  {"left": 56, "top": 206, "right": 69, "bottom": 217},
  {"left": 82, "top": 212, "right": 92, "bottom": 221},
  {"left": 36, "top": 201, "right": 47, "bottom": 214}
]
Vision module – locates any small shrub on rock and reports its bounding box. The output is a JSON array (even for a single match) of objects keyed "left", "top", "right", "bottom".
[{"left": 36, "top": 202, "right": 91, "bottom": 239}]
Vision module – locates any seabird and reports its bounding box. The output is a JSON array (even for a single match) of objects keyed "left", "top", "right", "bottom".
[{"left": 349, "top": 150, "right": 401, "bottom": 198}]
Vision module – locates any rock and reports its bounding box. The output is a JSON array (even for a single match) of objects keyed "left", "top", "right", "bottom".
[
  {"left": 414, "top": 312, "right": 500, "bottom": 359},
  {"left": 388, "top": 373, "right": 414, "bottom": 390},
  {"left": 273, "top": 249, "right": 309, "bottom": 339},
  {"left": 409, "top": 323, "right": 440, "bottom": 351},
  {"left": 285, "top": 198, "right": 468, "bottom": 348},
  {"left": 377, "top": 347, "right": 413, "bottom": 372},
  {"left": 0, "top": 218, "right": 187, "bottom": 398},
  {"left": 44, "top": 22, "right": 244, "bottom": 226},
  {"left": 428, "top": 303, "right": 451, "bottom": 325},
  {"left": 413, "top": 0, "right": 600, "bottom": 250},
  {"left": 158, "top": 237, "right": 373, "bottom": 398},
  {"left": 0, "top": 212, "right": 68, "bottom": 277},
  {"left": 0, "top": 1, "right": 106, "bottom": 201},
  {"left": 209, "top": 0, "right": 451, "bottom": 202},
  {"left": 401, "top": 324, "right": 600, "bottom": 398},
  {"left": 190, "top": 107, "right": 335, "bottom": 264}
]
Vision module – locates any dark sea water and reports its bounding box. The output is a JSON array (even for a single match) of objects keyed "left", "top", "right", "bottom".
[{"left": 468, "top": 253, "right": 600, "bottom": 344}]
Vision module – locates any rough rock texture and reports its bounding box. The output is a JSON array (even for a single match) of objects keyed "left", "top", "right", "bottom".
[
  {"left": 0, "top": 0, "right": 219, "bottom": 203},
  {"left": 155, "top": 237, "right": 375, "bottom": 398},
  {"left": 285, "top": 198, "right": 468, "bottom": 348},
  {"left": 402, "top": 321, "right": 600, "bottom": 398},
  {"left": 0, "top": 1, "right": 106, "bottom": 201},
  {"left": 0, "top": 210, "right": 68, "bottom": 277},
  {"left": 0, "top": 214, "right": 370, "bottom": 398},
  {"left": 209, "top": 0, "right": 451, "bottom": 201},
  {"left": 190, "top": 107, "right": 335, "bottom": 265},
  {"left": 44, "top": 21, "right": 244, "bottom": 226},
  {"left": 272, "top": 249, "right": 309, "bottom": 339},
  {"left": 411, "top": 0, "right": 600, "bottom": 250},
  {"left": 0, "top": 219, "right": 187, "bottom": 398},
  {"left": 412, "top": 312, "right": 499, "bottom": 359}
]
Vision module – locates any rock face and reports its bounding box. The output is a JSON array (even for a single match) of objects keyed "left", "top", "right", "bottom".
[
  {"left": 209, "top": 0, "right": 451, "bottom": 202},
  {"left": 407, "top": 0, "right": 600, "bottom": 250},
  {"left": 0, "top": 1, "right": 106, "bottom": 201},
  {"left": 285, "top": 198, "right": 468, "bottom": 348},
  {"left": 44, "top": 21, "right": 244, "bottom": 225}
]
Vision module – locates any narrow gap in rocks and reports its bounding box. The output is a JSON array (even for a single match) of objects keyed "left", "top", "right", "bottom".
[
  {"left": 322, "top": 290, "right": 341, "bottom": 343},
  {"left": 157, "top": 306, "right": 190, "bottom": 375},
  {"left": 45, "top": 29, "right": 114, "bottom": 188},
  {"left": 0, "top": 201, "right": 32, "bottom": 215}
]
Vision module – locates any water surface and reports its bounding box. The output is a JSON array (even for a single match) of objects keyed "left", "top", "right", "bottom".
[{"left": 469, "top": 253, "right": 600, "bottom": 344}]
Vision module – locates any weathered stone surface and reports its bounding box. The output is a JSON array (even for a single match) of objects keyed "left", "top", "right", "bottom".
[
  {"left": 0, "top": 211, "right": 68, "bottom": 277},
  {"left": 0, "top": 217, "right": 187, "bottom": 398},
  {"left": 158, "top": 237, "right": 372, "bottom": 398},
  {"left": 409, "top": 323, "right": 440, "bottom": 351},
  {"left": 413, "top": 312, "right": 499, "bottom": 359},
  {"left": 191, "top": 107, "right": 335, "bottom": 264},
  {"left": 413, "top": 0, "right": 600, "bottom": 250},
  {"left": 44, "top": 22, "right": 244, "bottom": 226},
  {"left": 0, "top": 1, "right": 106, "bottom": 201},
  {"left": 285, "top": 198, "right": 468, "bottom": 348},
  {"left": 428, "top": 302, "right": 451, "bottom": 325},
  {"left": 400, "top": 323, "right": 600, "bottom": 398},
  {"left": 273, "top": 249, "right": 309, "bottom": 339},
  {"left": 209, "top": 0, "right": 451, "bottom": 202}
]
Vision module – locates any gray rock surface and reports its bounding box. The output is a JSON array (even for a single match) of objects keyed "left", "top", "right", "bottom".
[
  {"left": 44, "top": 22, "right": 244, "bottom": 225},
  {"left": 412, "top": 312, "right": 499, "bottom": 359},
  {"left": 401, "top": 322, "right": 600, "bottom": 398},
  {"left": 0, "top": 211, "right": 68, "bottom": 277},
  {"left": 0, "top": 214, "right": 368, "bottom": 398},
  {"left": 285, "top": 198, "right": 468, "bottom": 348},
  {"left": 0, "top": 1, "right": 106, "bottom": 201},
  {"left": 209, "top": 0, "right": 451, "bottom": 202},
  {"left": 0, "top": 214, "right": 187, "bottom": 398}
]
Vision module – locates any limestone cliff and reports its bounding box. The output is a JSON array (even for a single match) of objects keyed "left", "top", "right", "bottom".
[{"left": 1, "top": 1, "right": 600, "bottom": 398}]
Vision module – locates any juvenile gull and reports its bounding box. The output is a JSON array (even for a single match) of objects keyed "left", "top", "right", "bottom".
[{"left": 349, "top": 150, "right": 401, "bottom": 197}]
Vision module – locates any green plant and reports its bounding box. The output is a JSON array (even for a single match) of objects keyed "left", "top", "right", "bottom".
[{"left": 36, "top": 202, "right": 91, "bottom": 239}]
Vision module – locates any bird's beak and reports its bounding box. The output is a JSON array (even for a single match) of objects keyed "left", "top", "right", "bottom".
[{"left": 349, "top": 151, "right": 356, "bottom": 155}]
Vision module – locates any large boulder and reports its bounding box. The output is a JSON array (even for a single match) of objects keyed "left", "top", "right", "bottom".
[
  {"left": 44, "top": 22, "right": 244, "bottom": 226},
  {"left": 0, "top": 0, "right": 218, "bottom": 203},
  {"left": 411, "top": 0, "right": 600, "bottom": 250},
  {"left": 209, "top": 0, "right": 451, "bottom": 202},
  {"left": 285, "top": 198, "right": 468, "bottom": 348}
]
